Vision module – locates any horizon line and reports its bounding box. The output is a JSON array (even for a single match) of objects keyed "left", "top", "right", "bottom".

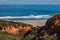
[{"left": 1, "top": 4, "right": 59, "bottom": 6}]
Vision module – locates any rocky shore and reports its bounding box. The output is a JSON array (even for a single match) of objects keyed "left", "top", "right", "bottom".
[{"left": 0, "top": 14, "right": 60, "bottom": 40}]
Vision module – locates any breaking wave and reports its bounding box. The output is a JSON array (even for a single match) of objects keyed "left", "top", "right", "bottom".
[{"left": 0, "top": 15, "right": 52, "bottom": 20}]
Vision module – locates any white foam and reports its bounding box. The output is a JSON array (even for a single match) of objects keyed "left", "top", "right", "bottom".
[{"left": 0, "top": 15, "right": 52, "bottom": 19}]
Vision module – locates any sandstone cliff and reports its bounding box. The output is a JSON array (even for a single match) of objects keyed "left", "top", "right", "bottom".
[{"left": 0, "top": 14, "right": 60, "bottom": 40}]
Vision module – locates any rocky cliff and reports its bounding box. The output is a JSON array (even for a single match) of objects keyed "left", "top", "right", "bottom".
[{"left": 0, "top": 14, "right": 60, "bottom": 40}]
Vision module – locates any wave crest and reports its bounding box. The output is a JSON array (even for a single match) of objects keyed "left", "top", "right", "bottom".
[{"left": 0, "top": 15, "right": 52, "bottom": 19}]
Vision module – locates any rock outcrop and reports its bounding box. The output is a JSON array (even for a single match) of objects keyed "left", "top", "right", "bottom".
[
  {"left": 0, "top": 14, "right": 60, "bottom": 40},
  {"left": 31, "top": 14, "right": 60, "bottom": 40},
  {"left": 45, "top": 14, "right": 60, "bottom": 40},
  {"left": 0, "top": 20, "right": 32, "bottom": 35}
]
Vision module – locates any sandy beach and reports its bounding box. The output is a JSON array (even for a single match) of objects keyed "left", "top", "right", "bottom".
[
  {"left": 6, "top": 20, "right": 46, "bottom": 27},
  {"left": 16, "top": 20, "right": 47, "bottom": 27}
]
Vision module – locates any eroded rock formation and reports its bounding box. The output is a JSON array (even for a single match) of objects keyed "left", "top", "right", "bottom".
[
  {"left": 0, "top": 14, "right": 60, "bottom": 40},
  {"left": 0, "top": 20, "right": 32, "bottom": 35},
  {"left": 45, "top": 14, "right": 60, "bottom": 40},
  {"left": 31, "top": 14, "right": 60, "bottom": 40}
]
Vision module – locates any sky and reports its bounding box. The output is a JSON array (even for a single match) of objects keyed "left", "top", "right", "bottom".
[{"left": 0, "top": 0, "right": 60, "bottom": 5}]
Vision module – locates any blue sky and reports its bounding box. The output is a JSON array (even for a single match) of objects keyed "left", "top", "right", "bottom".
[{"left": 0, "top": 0, "right": 60, "bottom": 5}]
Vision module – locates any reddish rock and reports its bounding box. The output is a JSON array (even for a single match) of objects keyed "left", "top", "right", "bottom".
[
  {"left": 45, "top": 14, "right": 60, "bottom": 33},
  {"left": 45, "top": 14, "right": 60, "bottom": 40}
]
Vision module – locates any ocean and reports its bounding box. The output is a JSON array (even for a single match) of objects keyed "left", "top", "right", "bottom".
[{"left": 0, "top": 5, "right": 60, "bottom": 20}]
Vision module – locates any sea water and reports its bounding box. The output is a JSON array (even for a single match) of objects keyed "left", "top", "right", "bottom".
[{"left": 0, "top": 5, "right": 60, "bottom": 20}]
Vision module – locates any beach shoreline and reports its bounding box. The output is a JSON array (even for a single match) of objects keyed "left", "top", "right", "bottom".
[{"left": 7, "top": 20, "right": 46, "bottom": 27}]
